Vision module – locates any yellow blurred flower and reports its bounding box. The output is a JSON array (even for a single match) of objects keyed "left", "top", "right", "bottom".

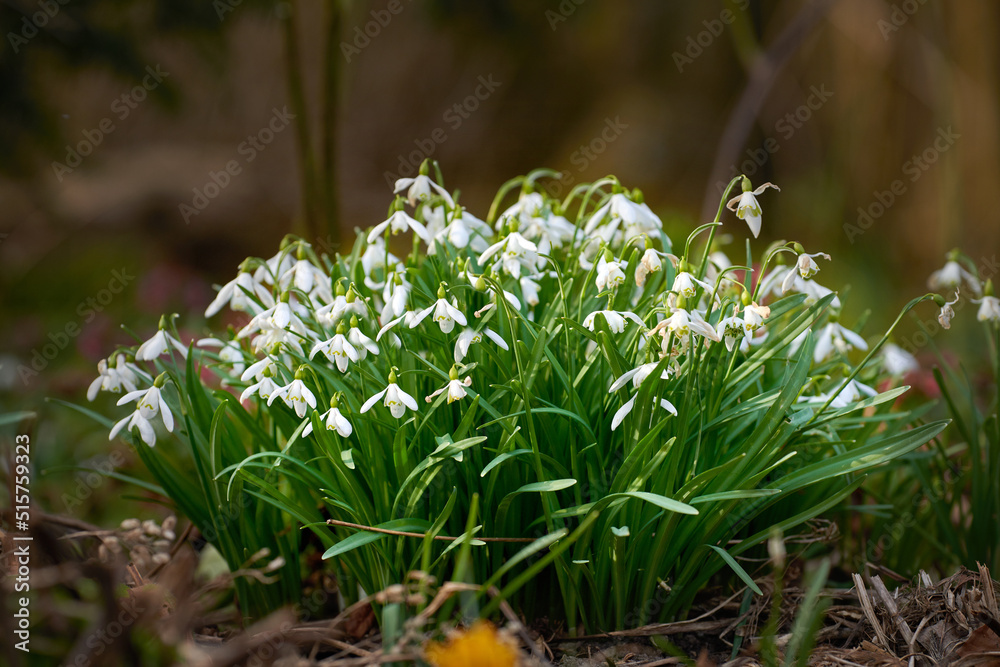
[{"left": 424, "top": 621, "right": 519, "bottom": 667}]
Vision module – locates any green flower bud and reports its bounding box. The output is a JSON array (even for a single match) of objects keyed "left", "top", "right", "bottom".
[
  {"left": 437, "top": 283, "right": 447, "bottom": 299},
  {"left": 388, "top": 368, "right": 398, "bottom": 384},
  {"left": 449, "top": 365, "right": 460, "bottom": 381},
  {"left": 153, "top": 372, "right": 168, "bottom": 388},
  {"left": 741, "top": 175, "right": 752, "bottom": 192},
  {"left": 985, "top": 279, "right": 994, "bottom": 297},
  {"left": 932, "top": 294, "right": 947, "bottom": 307}
]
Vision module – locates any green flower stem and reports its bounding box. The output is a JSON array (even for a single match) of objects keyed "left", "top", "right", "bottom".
[
  {"left": 696, "top": 176, "right": 743, "bottom": 281},
  {"left": 804, "top": 294, "right": 938, "bottom": 427}
]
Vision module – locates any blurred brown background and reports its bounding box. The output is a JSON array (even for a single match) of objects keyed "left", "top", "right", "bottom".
[{"left": 1, "top": 0, "right": 998, "bottom": 398}]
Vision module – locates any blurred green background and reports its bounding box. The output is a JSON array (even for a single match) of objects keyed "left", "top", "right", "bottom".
[{"left": 1, "top": 0, "right": 997, "bottom": 474}]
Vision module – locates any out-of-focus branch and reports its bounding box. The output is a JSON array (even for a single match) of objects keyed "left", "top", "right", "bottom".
[{"left": 700, "top": 0, "right": 838, "bottom": 221}]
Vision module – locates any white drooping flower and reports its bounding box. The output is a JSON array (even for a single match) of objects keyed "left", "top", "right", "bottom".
[
  {"left": 110, "top": 377, "right": 174, "bottom": 447},
  {"left": 109, "top": 411, "right": 158, "bottom": 447},
  {"left": 716, "top": 314, "right": 750, "bottom": 352},
  {"left": 136, "top": 327, "right": 188, "bottom": 362},
  {"left": 478, "top": 232, "right": 540, "bottom": 279},
  {"left": 427, "top": 207, "right": 493, "bottom": 253},
  {"left": 454, "top": 326, "right": 508, "bottom": 363},
  {"left": 657, "top": 309, "right": 721, "bottom": 342},
  {"left": 671, "top": 272, "right": 713, "bottom": 300},
  {"left": 279, "top": 256, "right": 327, "bottom": 295},
  {"left": 741, "top": 302, "right": 771, "bottom": 331},
  {"left": 937, "top": 291, "right": 960, "bottom": 329},
  {"left": 520, "top": 276, "right": 541, "bottom": 307},
  {"left": 781, "top": 252, "right": 831, "bottom": 293},
  {"left": 367, "top": 210, "right": 432, "bottom": 245},
  {"left": 87, "top": 354, "right": 142, "bottom": 401},
  {"left": 426, "top": 367, "right": 474, "bottom": 404},
  {"left": 497, "top": 192, "right": 546, "bottom": 230},
  {"left": 376, "top": 309, "right": 422, "bottom": 342},
  {"left": 240, "top": 368, "right": 280, "bottom": 403},
  {"left": 799, "top": 378, "right": 878, "bottom": 410},
  {"left": 238, "top": 298, "right": 306, "bottom": 340},
  {"left": 197, "top": 337, "right": 246, "bottom": 377},
  {"left": 583, "top": 193, "right": 663, "bottom": 240},
  {"left": 929, "top": 259, "right": 982, "bottom": 297},
  {"left": 267, "top": 376, "right": 317, "bottom": 418},
  {"left": 347, "top": 322, "right": 380, "bottom": 362},
  {"left": 608, "top": 363, "right": 676, "bottom": 431},
  {"left": 303, "top": 399, "right": 352, "bottom": 438},
  {"left": 253, "top": 249, "right": 296, "bottom": 287},
  {"left": 726, "top": 179, "right": 779, "bottom": 238},
  {"left": 582, "top": 310, "right": 645, "bottom": 334},
  {"left": 762, "top": 268, "right": 842, "bottom": 309},
  {"left": 635, "top": 249, "right": 669, "bottom": 287},
  {"left": 474, "top": 284, "right": 522, "bottom": 318},
  {"left": 316, "top": 288, "right": 368, "bottom": 328},
  {"left": 205, "top": 268, "right": 274, "bottom": 317},
  {"left": 360, "top": 238, "right": 403, "bottom": 289},
  {"left": 973, "top": 295, "right": 1000, "bottom": 323},
  {"left": 381, "top": 273, "right": 412, "bottom": 319},
  {"left": 394, "top": 174, "right": 455, "bottom": 208},
  {"left": 360, "top": 370, "right": 418, "bottom": 419},
  {"left": 814, "top": 321, "right": 869, "bottom": 363},
  {"left": 882, "top": 343, "right": 919, "bottom": 377},
  {"left": 310, "top": 325, "right": 360, "bottom": 373},
  {"left": 596, "top": 255, "right": 628, "bottom": 291},
  {"left": 411, "top": 288, "right": 467, "bottom": 334}
]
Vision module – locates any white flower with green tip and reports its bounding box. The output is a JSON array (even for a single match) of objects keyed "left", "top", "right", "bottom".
[
  {"left": 360, "top": 370, "right": 418, "bottom": 419},
  {"left": 726, "top": 178, "right": 779, "bottom": 238}
]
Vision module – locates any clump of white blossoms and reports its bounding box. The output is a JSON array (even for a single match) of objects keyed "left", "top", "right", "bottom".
[{"left": 86, "top": 159, "right": 961, "bottom": 466}]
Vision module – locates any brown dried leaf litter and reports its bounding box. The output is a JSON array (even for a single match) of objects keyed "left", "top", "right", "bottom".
[{"left": 3, "top": 511, "right": 999, "bottom": 666}]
